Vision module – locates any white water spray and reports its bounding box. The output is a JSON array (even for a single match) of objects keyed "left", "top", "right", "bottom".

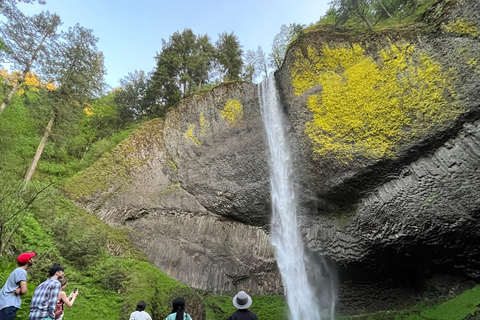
[{"left": 259, "top": 76, "right": 336, "bottom": 320}]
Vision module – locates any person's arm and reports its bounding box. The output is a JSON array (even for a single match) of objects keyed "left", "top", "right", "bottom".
[
  {"left": 65, "top": 290, "right": 78, "bottom": 307},
  {"left": 19, "top": 281, "right": 27, "bottom": 295},
  {"left": 13, "top": 281, "right": 27, "bottom": 295},
  {"left": 58, "top": 291, "right": 73, "bottom": 308}
]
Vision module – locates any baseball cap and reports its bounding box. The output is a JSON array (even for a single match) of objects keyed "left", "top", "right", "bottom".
[
  {"left": 49, "top": 264, "right": 67, "bottom": 276},
  {"left": 17, "top": 252, "right": 36, "bottom": 264}
]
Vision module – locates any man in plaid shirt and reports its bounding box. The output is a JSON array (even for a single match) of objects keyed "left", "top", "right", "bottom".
[{"left": 28, "top": 265, "right": 66, "bottom": 320}]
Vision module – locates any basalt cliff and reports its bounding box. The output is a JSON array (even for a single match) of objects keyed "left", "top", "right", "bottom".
[{"left": 64, "top": 0, "right": 480, "bottom": 314}]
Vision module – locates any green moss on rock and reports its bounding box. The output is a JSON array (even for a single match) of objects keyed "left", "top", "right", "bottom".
[{"left": 64, "top": 118, "right": 164, "bottom": 200}]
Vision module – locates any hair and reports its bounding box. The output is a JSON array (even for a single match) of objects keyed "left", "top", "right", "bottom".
[
  {"left": 171, "top": 297, "right": 186, "bottom": 320},
  {"left": 136, "top": 301, "right": 147, "bottom": 312},
  {"left": 58, "top": 276, "right": 68, "bottom": 287},
  {"left": 17, "top": 261, "right": 27, "bottom": 267}
]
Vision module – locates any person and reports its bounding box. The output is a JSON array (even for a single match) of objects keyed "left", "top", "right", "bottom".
[
  {"left": 165, "top": 298, "right": 191, "bottom": 320},
  {"left": 129, "top": 300, "right": 151, "bottom": 320},
  {"left": 53, "top": 277, "right": 78, "bottom": 320},
  {"left": 227, "top": 291, "right": 258, "bottom": 320},
  {"left": 0, "top": 252, "right": 35, "bottom": 320},
  {"left": 28, "top": 264, "right": 66, "bottom": 320}
]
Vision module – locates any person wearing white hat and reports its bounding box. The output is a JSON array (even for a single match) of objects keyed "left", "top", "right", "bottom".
[{"left": 227, "top": 291, "right": 258, "bottom": 320}]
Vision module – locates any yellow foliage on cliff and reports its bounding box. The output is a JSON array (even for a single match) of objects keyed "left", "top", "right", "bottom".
[
  {"left": 184, "top": 124, "right": 201, "bottom": 146},
  {"left": 442, "top": 20, "right": 478, "bottom": 37},
  {"left": 221, "top": 99, "right": 243, "bottom": 126},
  {"left": 290, "top": 43, "right": 463, "bottom": 161},
  {"left": 199, "top": 112, "right": 210, "bottom": 137}
]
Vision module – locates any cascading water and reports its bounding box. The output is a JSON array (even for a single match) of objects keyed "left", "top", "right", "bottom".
[{"left": 259, "top": 76, "right": 336, "bottom": 320}]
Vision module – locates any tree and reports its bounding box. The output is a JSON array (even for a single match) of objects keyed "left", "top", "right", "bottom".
[
  {"left": 244, "top": 46, "right": 270, "bottom": 82},
  {"left": 329, "top": 0, "right": 374, "bottom": 29},
  {"left": 148, "top": 29, "right": 215, "bottom": 109},
  {"left": 23, "top": 24, "right": 105, "bottom": 186},
  {"left": 0, "top": 0, "right": 46, "bottom": 19},
  {"left": 0, "top": 10, "right": 62, "bottom": 114},
  {"left": 241, "top": 63, "right": 255, "bottom": 83},
  {"left": 114, "top": 70, "right": 149, "bottom": 123},
  {"left": 215, "top": 32, "right": 243, "bottom": 81},
  {"left": 270, "top": 23, "right": 305, "bottom": 70}
]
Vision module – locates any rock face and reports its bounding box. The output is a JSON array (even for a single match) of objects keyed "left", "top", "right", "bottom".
[
  {"left": 65, "top": 0, "right": 480, "bottom": 314},
  {"left": 275, "top": 0, "right": 480, "bottom": 312},
  {"left": 65, "top": 82, "right": 282, "bottom": 295}
]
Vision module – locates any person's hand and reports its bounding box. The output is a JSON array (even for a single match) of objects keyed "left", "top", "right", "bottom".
[{"left": 13, "top": 288, "right": 21, "bottom": 295}]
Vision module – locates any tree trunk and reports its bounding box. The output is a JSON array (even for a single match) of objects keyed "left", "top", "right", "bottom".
[
  {"left": 23, "top": 113, "right": 55, "bottom": 189},
  {"left": 378, "top": 0, "right": 392, "bottom": 18},
  {"left": 0, "top": 81, "right": 21, "bottom": 114},
  {"left": 357, "top": 9, "right": 374, "bottom": 29}
]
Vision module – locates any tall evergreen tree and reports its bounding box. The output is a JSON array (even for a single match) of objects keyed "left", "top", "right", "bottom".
[
  {"left": 114, "top": 70, "right": 149, "bottom": 123},
  {"left": 148, "top": 29, "right": 215, "bottom": 109},
  {"left": 215, "top": 32, "right": 243, "bottom": 81}
]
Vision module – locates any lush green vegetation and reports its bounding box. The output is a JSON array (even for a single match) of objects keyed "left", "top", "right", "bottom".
[
  {"left": 319, "top": 0, "right": 440, "bottom": 30},
  {"left": 0, "top": 77, "right": 201, "bottom": 319}
]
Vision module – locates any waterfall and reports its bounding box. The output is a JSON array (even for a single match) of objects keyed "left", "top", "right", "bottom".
[{"left": 259, "top": 76, "right": 336, "bottom": 320}]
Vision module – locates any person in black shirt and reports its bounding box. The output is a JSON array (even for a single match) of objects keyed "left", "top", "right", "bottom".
[{"left": 227, "top": 291, "right": 258, "bottom": 320}]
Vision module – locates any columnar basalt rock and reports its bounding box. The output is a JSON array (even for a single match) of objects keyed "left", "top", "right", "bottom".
[
  {"left": 274, "top": 0, "right": 480, "bottom": 312},
  {"left": 64, "top": 82, "right": 282, "bottom": 295}
]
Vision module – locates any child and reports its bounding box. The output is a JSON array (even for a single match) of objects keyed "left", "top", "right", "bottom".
[
  {"left": 54, "top": 277, "right": 78, "bottom": 320},
  {"left": 130, "top": 301, "right": 152, "bottom": 320}
]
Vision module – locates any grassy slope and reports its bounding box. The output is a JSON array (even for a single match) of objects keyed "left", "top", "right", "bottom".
[
  {"left": 0, "top": 97, "right": 197, "bottom": 320},
  {"left": 0, "top": 92, "right": 289, "bottom": 320}
]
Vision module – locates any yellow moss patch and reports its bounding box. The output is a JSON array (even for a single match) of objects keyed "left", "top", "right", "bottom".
[
  {"left": 442, "top": 20, "right": 478, "bottom": 37},
  {"left": 291, "top": 43, "right": 463, "bottom": 161},
  {"left": 221, "top": 99, "right": 243, "bottom": 126},
  {"left": 199, "top": 112, "right": 210, "bottom": 136},
  {"left": 184, "top": 124, "right": 201, "bottom": 146},
  {"left": 168, "top": 160, "right": 178, "bottom": 173}
]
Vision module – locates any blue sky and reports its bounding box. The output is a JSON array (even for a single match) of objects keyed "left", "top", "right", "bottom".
[{"left": 19, "top": 0, "right": 329, "bottom": 88}]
